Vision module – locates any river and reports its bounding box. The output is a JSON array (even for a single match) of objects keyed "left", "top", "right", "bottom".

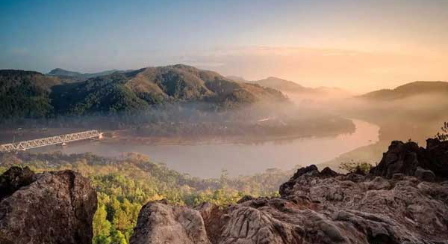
[{"left": 32, "top": 119, "right": 379, "bottom": 178}]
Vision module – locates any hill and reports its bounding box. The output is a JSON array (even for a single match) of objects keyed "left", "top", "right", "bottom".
[
  {"left": 48, "top": 68, "right": 84, "bottom": 77},
  {"left": 51, "top": 64, "right": 288, "bottom": 115},
  {"left": 0, "top": 70, "right": 61, "bottom": 120},
  {"left": 359, "top": 81, "right": 448, "bottom": 100},
  {"left": 0, "top": 65, "right": 288, "bottom": 119},
  {"left": 249, "top": 77, "right": 351, "bottom": 100},
  {"left": 48, "top": 68, "right": 119, "bottom": 78},
  {"left": 48, "top": 68, "right": 121, "bottom": 83},
  {"left": 225, "top": 76, "right": 247, "bottom": 83},
  {"left": 250, "top": 77, "right": 308, "bottom": 93}
]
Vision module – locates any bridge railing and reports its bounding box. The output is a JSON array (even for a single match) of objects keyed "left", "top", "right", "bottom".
[{"left": 0, "top": 130, "right": 101, "bottom": 152}]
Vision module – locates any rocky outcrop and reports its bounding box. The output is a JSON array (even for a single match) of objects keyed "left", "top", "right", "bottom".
[
  {"left": 0, "top": 167, "right": 97, "bottom": 244},
  {"left": 371, "top": 139, "right": 448, "bottom": 180},
  {"left": 130, "top": 200, "right": 210, "bottom": 244},
  {"left": 131, "top": 139, "right": 448, "bottom": 244}
]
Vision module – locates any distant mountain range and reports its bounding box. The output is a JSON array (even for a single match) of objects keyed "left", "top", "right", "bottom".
[
  {"left": 3, "top": 64, "right": 447, "bottom": 121},
  {"left": 359, "top": 81, "right": 448, "bottom": 101},
  {"left": 0, "top": 65, "right": 287, "bottom": 120},
  {"left": 228, "top": 76, "right": 352, "bottom": 100},
  {"left": 47, "top": 68, "right": 123, "bottom": 83}
]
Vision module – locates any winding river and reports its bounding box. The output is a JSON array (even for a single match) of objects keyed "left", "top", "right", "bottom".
[{"left": 32, "top": 119, "right": 379, "bottom": 178}]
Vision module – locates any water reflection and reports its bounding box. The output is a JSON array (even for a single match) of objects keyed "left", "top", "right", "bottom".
[{"left": 33, "top": 119, "right": 379, "bottom": 178}]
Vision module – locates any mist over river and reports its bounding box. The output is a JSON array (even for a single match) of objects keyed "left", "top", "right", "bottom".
[{"left": 32, "top": 119, "right": 379, "bottom": 178}]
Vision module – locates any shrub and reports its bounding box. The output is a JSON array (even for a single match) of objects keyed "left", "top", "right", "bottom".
[{"left": 339, "top": 161, "right": 372, "bottom": 175}]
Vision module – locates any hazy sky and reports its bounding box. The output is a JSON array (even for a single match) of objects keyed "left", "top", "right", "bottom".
[{"left": 1, "top": 0, "right": 447, "bottom": 92}]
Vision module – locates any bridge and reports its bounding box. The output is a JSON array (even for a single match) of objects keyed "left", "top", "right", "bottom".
[{"left": 0, "top": 130, "right": 102, "bottom": 152}]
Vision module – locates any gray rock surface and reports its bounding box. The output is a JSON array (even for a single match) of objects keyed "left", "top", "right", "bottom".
[
  {"left": 0, "top": 167, "right": 97, "bottom": 244},
  {"left": 130, "top": 200, "right": 210, "bottom": 244},
  {"left": 131, "top": 139, "right": 448, "bottom": 244},
  {"left": 414, "top": 167, "right": 436, "bottom": 182}
]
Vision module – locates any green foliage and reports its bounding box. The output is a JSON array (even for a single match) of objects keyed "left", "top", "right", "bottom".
[
  {"left": 339, "top": 161, "right": 373, "bottom": 174},
  {"left": 0, "top": 70, "right": 59, "bottom": 121},
  {"left": 93, "top": 205, "right": 112, "bottom": 244}
]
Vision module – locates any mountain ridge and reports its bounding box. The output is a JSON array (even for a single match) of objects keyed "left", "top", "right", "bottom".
[
  {"left": 359, "top": 81, "right": 448, "bottom": 100},
  {"left": 48, "top": 68, "right": 120, "bottom": 78},
  {"left": 0, "top": 65, "right": 288, "bottom": 119},
  {"left": 244, "top": 76, "right": 352, "bottom": 99}
]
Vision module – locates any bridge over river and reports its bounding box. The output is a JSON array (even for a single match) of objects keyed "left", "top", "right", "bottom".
[{"left": 0, "top": 130, "right": 102, "bottom": 152}]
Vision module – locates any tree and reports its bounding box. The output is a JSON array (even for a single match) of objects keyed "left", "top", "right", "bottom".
[
  {"left": 435, "top": 122, "right": 448, "bottom": 141},
  {"left": 93, "top": 205, "right": 112, "bottom": 244},
  {"left": 110, "top": 230, "right": 127, "bottom": 244}
]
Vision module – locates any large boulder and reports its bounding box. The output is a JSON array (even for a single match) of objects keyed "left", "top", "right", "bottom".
[
  {"left": 0, "top": 167, "right": 97, "bottom": 244},
  {"left": 130, "top": 200, "right": 210, "bottom": 244}
]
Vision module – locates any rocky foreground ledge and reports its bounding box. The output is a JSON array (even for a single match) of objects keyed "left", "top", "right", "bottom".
[
  {"left": 0, "top": 167, "right": 97, "bottom": 244},
  {"left": 131, "top": 139, "right": 448, "bottom": 244},
  {"left": 0, "top": 139, "right": 448, "bottom": 244}
]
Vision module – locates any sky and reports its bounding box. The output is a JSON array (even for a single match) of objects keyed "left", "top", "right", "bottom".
[{"left": 1, "top": 0, "right": 448, "bottom": 92}]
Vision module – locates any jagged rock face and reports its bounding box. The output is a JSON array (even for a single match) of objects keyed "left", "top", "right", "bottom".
[
  {"left": 199, "top": 173, "right": 448, "bottom": 244},
  {"left": 425, "top": 138, "right": 448, "bottom": 177},
  {"left": 131, "top": 140, "right": 448, "bottom": 244},
  {"left": 130, "top": 200, "right": 210, "bottom": 244},
  {"left": 0, "top": 167, "right": 97, "bottom": 244},
  {"left": 371, "top": 139, "right": 448, "bottom": 180}
]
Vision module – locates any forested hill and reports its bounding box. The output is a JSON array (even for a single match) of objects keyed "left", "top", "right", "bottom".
[
  {"left": 0, "top": 65, "right": 288, "bottom": 120},
  {"left": 0, "top": 70, "right": 62, "bottom": 119}
]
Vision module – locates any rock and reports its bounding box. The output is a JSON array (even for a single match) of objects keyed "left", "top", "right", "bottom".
[
  {"left": 371, "top": 141, "right": 424, "bottom": 178},
  {"left": 424, "top": 138, "right": 448, "bottom": 178},
  {"left": 197, "top": 203, "right": 226, "bottom": 244},
  {"left": 237, "top": 195, "right": 255, "bottom": 203},
  {"left": 414, "top": 167, "right": 436, "bottom": 182},
  {"left": 371, "top": 139, "right": 448, "bottom": 180},
  {"left": 364, "top": 176, "right": 391, "bottom": 190},
  {"left": 279, "top": 165, "right": 337, "bottom": 197},
  {"left": 392, "top": 173, "right": 405, "bottom": 180},
  {"left": 0, "top": 166, "right": 35, "bottom": 201},
  {"left": 320, "top": 167, "right": 339, "bottom": 178},
  {"left": 130, "top": 200, "right": 210, "bottom": 244},
  {"left": 0, "top": 167, "right": 97, "bottom": 244}
]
